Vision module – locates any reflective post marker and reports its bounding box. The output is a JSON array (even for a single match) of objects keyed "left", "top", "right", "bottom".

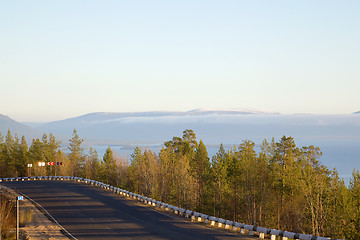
[{"left": 17, "top": 196, "right": 23, "bottom": 240}]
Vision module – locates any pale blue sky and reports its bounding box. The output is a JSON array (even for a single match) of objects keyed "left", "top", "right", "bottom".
[{"left": 1, "top": 1, "right": 359, "bottom": 122}]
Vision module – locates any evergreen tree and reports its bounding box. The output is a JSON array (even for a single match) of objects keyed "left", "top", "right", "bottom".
[
  {"left": 14, "top": 136, "right": 28, "bottom": 177},
  {"left": 129, "top": 146, "right": 143, "bottom": 193},
  {"left": 102, "top": 147, "right": 117, "bottom": 185},
  {"left": 4, "top": 130, "right": 15, "bottom": 177},
  {"left": 226, "top": 145, "right": 242, "bottom": 222},
  {"left": 85, "top": 147, "right": 100, "bottom": 180},
  {"left": 191, "top": 140, "right": 210, "bottom": 211},
  {"left": 298, "top": 145, "right": 328, "bottom": 236},
  {"left": 271, "top": 136, "right": 301, "bottom": 230},
  {"left": 210, "top": 143, "right": 230, "bottom": 218},
  {"left": 57, "top": 150, "right": 71, "bottom": 176},
  {"left": 0, "top": 132, "right": 5, "bottom": 177},
  {"left": 42, "top": 133, "right": 61, "bottom": 175},
  {"left": 182, "top": 129, "right": 198, "bottom": 154},
  {"left": 257, "top": 139, "right": 273, "bottom": 227},
  {"left": 238, "top": 140, "right": 260, "bottom": 225},
  {"left": 324, "top": 170, "right": 348, "bottom": 238},
  {"left": 28, "top": 138, "right": 45, "bottom": 176},
  {"left": 142, "top": 150, "right": 158, "bottom": 198},
  {"left": 158, "top": 146, "right": 177, "bottom": 204},
  {"left": 345, "top": 170, "right": 360, "bottom": 239},
  {"left": 68, "top": 129, "right": 85, "bottom": 177}
]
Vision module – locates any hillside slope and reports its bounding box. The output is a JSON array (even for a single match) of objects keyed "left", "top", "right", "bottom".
[{"left": 0, "top": 114, "right": 41, "bottom": 139}]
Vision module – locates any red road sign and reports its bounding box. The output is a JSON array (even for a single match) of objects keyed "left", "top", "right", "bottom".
[{"left": 47, "top": 162, "right": 62, "bottom": 165}]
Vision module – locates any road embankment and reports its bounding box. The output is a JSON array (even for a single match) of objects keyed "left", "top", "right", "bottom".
[{"left": 0, "top": 185, "right": 68, "bottom": 240}]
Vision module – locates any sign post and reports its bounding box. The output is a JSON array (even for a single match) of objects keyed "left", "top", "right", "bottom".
[
  {"left": 38, "top": 162, "right": 45, "bottom": 176},
  {"left": 27, "top": 164, "right": 32, "bottom": 177},
  {"left": 47, "top": 162, "right": 63, "bottom": 176},
  {"left": 17, "top": 196, "right": 23, "bottom": 240}
]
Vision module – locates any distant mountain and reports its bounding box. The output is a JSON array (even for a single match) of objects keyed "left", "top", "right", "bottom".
[
  {"left": 39, "top": 109, "right": 276, "bottom": 144},
  {"left": 185, "top": 108, "right": 279, "bottom": 115},
  {"left": 37, "top": 110, "right": 360, "bottom": 146},
  {"left": 354, "top": 111, "right": 360, "bottom": 114},
  {"left": 22, "top": 122, "right": 47, "bottom": 128},
  {"left": 0, "top": 114, "right": 41, "bottom": 139},
  {"left": 43, "top": 109, "right": 277, "bottom": 123}
]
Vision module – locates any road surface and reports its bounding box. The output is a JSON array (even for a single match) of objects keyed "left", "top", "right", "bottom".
[{"left": 2, "top": 180, "right": 254, "bottom": 240}]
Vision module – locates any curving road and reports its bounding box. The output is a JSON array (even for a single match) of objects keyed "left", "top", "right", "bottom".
[{"left": 2, "top": 180, "right": 254, "bottom": 240}]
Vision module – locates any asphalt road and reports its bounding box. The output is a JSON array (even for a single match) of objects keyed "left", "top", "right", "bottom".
[{"left": 2, "top": 180, "right": 253, "bottom": 240}]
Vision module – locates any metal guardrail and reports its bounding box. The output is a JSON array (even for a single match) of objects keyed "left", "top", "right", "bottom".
[{"left": 0, "top": 176, "right": 338, "bottom": 240}]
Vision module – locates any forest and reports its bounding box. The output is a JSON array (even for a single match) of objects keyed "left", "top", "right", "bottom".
[{"left": 0, "top": 129, "right": 359, "bottom": 240}]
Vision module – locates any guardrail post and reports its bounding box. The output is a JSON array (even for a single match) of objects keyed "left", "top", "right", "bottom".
[{"left": 218, "top": 222, "right": 223, "bottom": 228}]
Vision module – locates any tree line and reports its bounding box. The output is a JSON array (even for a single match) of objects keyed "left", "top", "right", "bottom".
[{"left": 0, "top": 129, "right": 359, "bottom": 239}]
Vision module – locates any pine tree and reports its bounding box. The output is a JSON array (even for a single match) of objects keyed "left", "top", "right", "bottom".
[
  {"left": 298, "top": 145, "right": 328, "bottom": 235},
  {"left": 0, "top": 132, "right": 5, "bottom": 177},
  {"left": 85, "top": 147, "right": 100, "bottom": 180},
  {"left": 345, "top": 170, "right": 360, "bottom": 239},
  {"left": 15, "top": 136, "right": 28, "bottom": 177},
  {"left": 4, "top": 130, "right": 15, "bottom": 176},
  {"left": 102, "top": 147, "right": 117, "bottom": 185},
  {"left": 238, "top": 140, "right": 259, "bottom": 225},
  {"left": 129, "top": 146, "right": 143, "bottom": 193},
  {"left": 257, "top": 139, "right": 273, "bottom": 227},
  {"left": 210, "top": 143, "right": 230, "bottom": 218},
  {"left": 158, "top": 146, "right": 177, "bottom": 203},
  {"left": 271, "top": 136, "right": 300, "bottom": 230},
  {"left": 182, "top": 129, "right": 198, "bottom": 154},
  {"left": 28, "top": 138, "right": 45, "bottom": 176},
  {"left": 325, "top": 170, "right": 348, "bottom": 238},
  {"left": 57, "top": 150, "right": 70, "bottom": 176},
  {"left": 191, "top": 140, "right": 210, "bottom": 212},
  {"left": 42, "top": 133, "right": 61, "bottom": 175},
  {"left": 68, "top": 129, "right": 85, "bottom": 177}
]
